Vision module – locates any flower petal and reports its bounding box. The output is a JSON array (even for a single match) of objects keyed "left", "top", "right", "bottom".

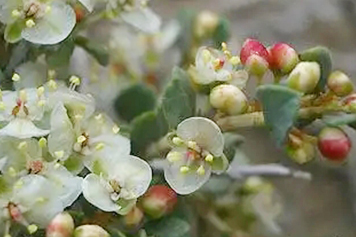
[
  {"left": 48, "top": 103, "right": 75, "bottom": 161},
  {"left": 43, "top": 163, "right": 83, "bottom": 208},
  {"left": 164, "top": 160, "right": 211, "bottom": 195},
  {"left": 12, "top": 175, "right": 63, "bottom": 228},
  {"left": 116, "top": 198, "right": 137, "bottom": 215},
  {"left": 82, "top": 173, "right": 120, "bottom": 212},
  {"left": 78, "top": 0, "right": 96, "bottom": 12},
  {"left": 121, "top": 8, "right": 161, "bottom": 34},
  {"left": 177, "top": 117, "right": 224, "bottom": 156},
  {"left": 0, "top": 118, "right": 50, "bottom": 139},
  {"left": 22, "top": 2, "right": 76, "bottom": 45},
  {"left": 211, "top": 154, "right": 229, "bottom": 174},
  {"left": 109, "top": 155, "right": 152, "bottom": 198}
]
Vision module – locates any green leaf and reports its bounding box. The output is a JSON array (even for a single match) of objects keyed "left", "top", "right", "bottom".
[
  {"left": 145, "top": 217, "right": 190, "bottom": 237},
  {"left": 130, "top": 111, "right": 168, "bottom": 156},
  {"left": 114, "top": 84, "right": 156, "bottom": 122},
  {"left": 256, "top": 84, "right": 301, "bottom": 146},
  {"left": 75, "top": 36, "right": 109, "bottom": 66},
  {"left": 159, "top": 67, "right": 196, "bottom": 129},
  {"left": 300, "top": 46, "right": 332, "bottom": 92},
  {"left": 45, "top": 37, "right": 75, "bottom": 68},
  {"left": 4, "top": 21, "right": 23, "bottom": 44},
  {"left": 323, "top": 113, "right": 356, "bottom": 126},
  {"left": 130, "top": 67, "right": 195, "bottom": 156},
  {"left": 213, "top": 17, "right": 230, "bottom": 48},
  {"left": 223, "top": 133, "right": 245, "bottom": 162}
]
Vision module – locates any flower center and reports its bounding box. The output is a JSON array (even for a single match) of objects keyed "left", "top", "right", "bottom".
[
  {"left": 12, "top": 99, "right": 29, "bottom": 118},
  {"left": 213, "top": 58, "right": 225, "bottom": 70},
  {"left": 7, "top": 202, "right": 22, "bottom": 222},
  {"left": 27, "top": 160, "right": 43, "bottom": 174},
  {"left": 73, "top": 133, "right": 90, "bottom": 154}
]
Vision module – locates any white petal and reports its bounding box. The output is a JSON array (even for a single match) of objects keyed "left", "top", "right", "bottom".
[
  {"left": 48, "top": 103, "right": 75, "bottom": 161},
  {"left": 0, "top": 157, "right": 7, "bottom": 171},
  {"left": 12, "top": 175, "right": 63, "bottom": 228},
  {"left": 14, "top": 61, "right": 48, "bottom": 90},
  {"left": 164, "top": 161, "right": 211, "bottom": 195},
  {"left": 116, "top": 198, "right": 137, "bottom": 215},
  {"left": 0, "top": 0, "right": 21, "bottom": 23},
  {"left": 49, "top": 88, "right": 95, "bottom": 120},
  {"left": 90, "top": 134, "right": 131, "bottom": 156},
  {"left": 0, "top": 118, "right": 50, "bottom": 139},
  {"left": 109, "top": 156, "right": 152, "bottom": 198},
  {"left": 82, "top": 174, "right": 120, "bottom": 212},
  {"left": 63, "top": 153, "right": 85, "bottom": 175},
  {"left": 0, "top": 90, "right": 18, "bottom": 121},
  {"left": 22, "top": 2, "right": 76, "bottom": 45},
  {"left": 155, "top": 20, "right": 180, "bottom": 52},
  {"left": 121, "top": 8, "right": 161, "bottom": 34},
  {"left": 43, "top": 163, "right": 83, "bottom": 208},
  {"left": 177, "top": 117, "right": 224, "bottom": 156},
  {"left": 78, "top": 0, "right": 96, "bottom": 12}
]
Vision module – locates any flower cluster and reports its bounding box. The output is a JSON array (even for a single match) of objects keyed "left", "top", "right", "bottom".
[{"left": 0, "top": 76, "right": 152, "bottom": 235}]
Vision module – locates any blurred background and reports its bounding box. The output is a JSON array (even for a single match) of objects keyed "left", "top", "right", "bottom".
[{"left": 151, "top": 0, "right": 356, "bottom": 236}]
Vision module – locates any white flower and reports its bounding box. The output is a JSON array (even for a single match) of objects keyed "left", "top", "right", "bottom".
[
  {"left": 0, "top": 0, "right": 76, "bottom": 44},
  {"left": 82, "top": 155, "right": 152, "bottom": 215},
  {"left": 0, "top": 137, "right": 82, "bottom": 209},
  {"left": 48, "top": 102, "right": 130, "bottom": 173},
  {"left": 0, "top": 175, "right": 64, "bottom": 234},
  {"left": 189, "top": 47, "right": 246, "bottom": 87},
  {"left": 0, "top": 88, "right": 50, "bottom": 139},
  {"left": 164, "top": 117, "right": 228, "bottom": 195}
]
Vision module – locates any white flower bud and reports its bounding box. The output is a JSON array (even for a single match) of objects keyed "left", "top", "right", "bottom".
[
  {"left": 209, "top": 84, "right": 248, "bottom": 115},
  {"left": 287, "top": 62, "right": 320, "bottom": 93},
  {"left": 327, "top": 70, "right": 354, "bottom": 97},
  {"left": 74, "top": 225, "right": 110, "bottom": 237},
  {"left": 46, "top": 212, "right": 74, "bottom": 237}
]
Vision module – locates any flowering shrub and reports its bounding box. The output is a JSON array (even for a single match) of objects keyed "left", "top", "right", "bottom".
[{"left": 0, "top": 2, "right": 354, "bottom": 237}]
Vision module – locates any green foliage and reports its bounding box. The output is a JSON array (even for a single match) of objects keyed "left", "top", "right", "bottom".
[
  {"left": 223, "top": 133, "right": 245, "bottom": 162},
  {"left": 75, "top": 36, "right": 109, "bottom": 66},
  {"left": 257, "top": 84, "right": 301, "bottom": 146},
  {"left": 45, "top": 37, "right": 75, "bottom": 68},
  {"left": 145, "top": 217, "right": 190, "bottom": 237},
  {"left": 300, "top": 46, "right": 332, "bottom": 92},
  {"left": 323, "top": 113, "right": 356, "bottom": 126},
  {"left": 114, "top": 84, "right": 157, "bottom": 122},
  {"left": 213, "top": 17, "right": 230, "bottom": 48},
  {"left": 131, "top": 67, "right": 196, "bottom": 156}
]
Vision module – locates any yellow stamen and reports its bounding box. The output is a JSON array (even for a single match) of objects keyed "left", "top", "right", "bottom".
[
  {"left": 25, "top": 19, "right": 36, "bottom": 28},
  {"left": 19, "top": 90, "right": 27, "bottom": 102},
  {"left": 38, "top": 137, "right": 47, "bottom": 148},
  {"left": 0, "top": 102, "right": 5, "bottom": 110},
  {"left": 37, "top": 86, "right": 45, "bottom": 97},
  {"left": 112, "top": 125, "right": 120, "bottom": 134},
  {"left": 172, "top": 137, "right": 184, "bottom": 146},
  {"left": 69, "top": 75, "right": 81, "bottom": 86},
  {"left": 230, "top": 56, "right": 240, "bottom": 66},
  {"left": 205, "top": 154, "right": 214, "bottom": 163},
  {"left": 27, "top": 224, "right": 38, "bottom": 234},
  {"left": 167, "top": 151, "right": 182, "bottom": 163},
  {"left": 45, "top": 6, "right": 52, "bottom": 13},
  {"left": 180, "top": 166, "right": 190, "bottom": 174},
  {"left": 77, "top": 135, "right": 87, "bottom": 144},
  {"left": 8, "top": 167, "right": 17, "bottom": 177},
  {"left": 187, "top": 141, "right": 199, "bottom": 151},
  {"left": 37, "top": 100, "right": 46, "bottom": 107},
  {"left": 221, "top": 42, "right": 228, "bottom": 52},
  {"left": 48, "top": 80, "right": 57, "bottom": 90},
  {"left": 48, "top": 70, "right": 56, "bottom": 80},
  {"left": 12, "top": 73, "right": 20, "bottom": 82},
  {"left": 11, "top": 9, "right": 21, "bottom": 18}
]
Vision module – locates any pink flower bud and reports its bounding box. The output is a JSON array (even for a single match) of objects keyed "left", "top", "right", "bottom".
[
  {"left": 46, "top": 212, "right": 74, "bottom": 237},
  {"left": 318, "top": 127, "right": 351, "bottom": 161},
  {"left": 240, "top": 39, "right": 270, "bottom": 77},
  {"left": 74, "top": 225, "right": 110, "bottom": 237},
  {"left": 269, "top": 43, "right": 299, "bottom": 74},
  {"left": 141, "top": 185, "right": 177, "bottom": 219},
  {"left": 327, "top": 71, "right": 354, "bottom": 97},
  {"left": 209, "top": 84, "right": 248, "bottom": 115}
]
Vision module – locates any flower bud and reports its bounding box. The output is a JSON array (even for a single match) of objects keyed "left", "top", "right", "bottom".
[
  {"left": 46, "top": 212, "right": 74, "bottom": 237},
  {"left": 327, "top": 71, "right": 354, "bottom": 97},
  {"left": 74, "top": 225, "right": 110, "bottom": 237},
  {"left": 209, "top": 84, "right": 248, "bottom": 115},
  {"left": 141, "top": 185, "right": 177, "bottom": 219},
  {"left": 240, "top": 39, "right": 270, "bottom": 77},
  {"left": 124, "top": 206, "right": 144, "bottom": 227},
  {"left": 195, "top": 11, "right": 219, "bottom": 37},
  {"left": 318, "top": 127, "right": 351, "bottom": 161},
  {"left": 269, "top": 43, "right": 299, "bottom": 74},
  {"left": 287, "top": 62, "right": 321, "bottom": 93},
  {"left": 286, "top": 141, "right": 315, "bottom": 164}
]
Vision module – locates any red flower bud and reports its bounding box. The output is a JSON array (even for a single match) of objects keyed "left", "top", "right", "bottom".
[
  {"left": 318, "top": 127, "right": 351, "bottom": 161},
  {"left": 269, "top": 43, "right": 299, "bottom": 73},
  {"left": 240, "top": 39, "right": 270, "bottom": 77},
  {"left": 141, "top": 185, "right": 177, "bottom": 219}
]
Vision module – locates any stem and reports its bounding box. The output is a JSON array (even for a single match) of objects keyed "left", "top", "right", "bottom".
[
  {"left": 217, "top": 106, "right": 352, "bottom": 131},
  {"left": 227, "top": 164, "right": 312, "bottom": 180}
]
